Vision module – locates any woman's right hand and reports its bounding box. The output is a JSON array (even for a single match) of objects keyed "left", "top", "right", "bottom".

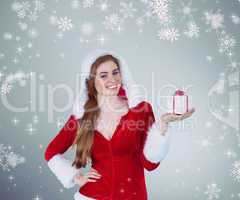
[{"left": 74, "top": 168, "right": 102, "bottom": 187}]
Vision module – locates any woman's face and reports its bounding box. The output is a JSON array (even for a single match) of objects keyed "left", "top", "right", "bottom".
[{"left": 94, "top": 60, "right": 122, "bottom": 96}]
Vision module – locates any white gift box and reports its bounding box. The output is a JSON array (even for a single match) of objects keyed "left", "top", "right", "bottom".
[{"left": 173, "top": 90, "right": 188, "bottom": 115}]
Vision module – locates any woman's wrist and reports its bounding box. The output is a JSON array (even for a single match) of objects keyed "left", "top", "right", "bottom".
[{"left": 159, "top": 118, "right": 168, "bottom": 136}]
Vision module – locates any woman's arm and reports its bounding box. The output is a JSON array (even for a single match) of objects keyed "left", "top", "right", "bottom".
[
  {"left": 138, "top": 102, "right": 171, "bottom": 171},
  {"left": 44, "top": 114, "right": 81, "bottom": 188}
]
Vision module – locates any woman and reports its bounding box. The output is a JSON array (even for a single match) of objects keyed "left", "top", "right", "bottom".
[{"left": 44, "top": 49, "right": 195, "bottom": 200}]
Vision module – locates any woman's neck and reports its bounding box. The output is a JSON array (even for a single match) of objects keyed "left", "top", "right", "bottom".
[{"left": 97, "top": 94, "right": 127, "bottom": 113}]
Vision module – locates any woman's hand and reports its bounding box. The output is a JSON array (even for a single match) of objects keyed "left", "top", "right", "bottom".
[
  {"left": 74, "top": 167, "right": 102, "bottom": 187},
  {"left": 159, "top": 108, "right": 195, "bottom": 135}
]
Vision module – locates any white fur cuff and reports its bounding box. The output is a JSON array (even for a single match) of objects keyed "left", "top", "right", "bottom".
[
  {"left": 48, "top": 154, "right": 81, "bottom": 188},
  {"left": 143, "top": 122, "right": 171, "bottom": 163}
]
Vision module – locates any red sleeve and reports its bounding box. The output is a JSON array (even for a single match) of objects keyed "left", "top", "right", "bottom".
[
  {"left": 44, "top": 115, "right": 79, "bottom": 161},
  {"left": 138, "top": 101, "right": 160, "bottom": 171}
]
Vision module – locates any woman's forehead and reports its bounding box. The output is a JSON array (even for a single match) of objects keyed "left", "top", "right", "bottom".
[{"left": 96, "top": 60, "right": 118, "bottom": 73}]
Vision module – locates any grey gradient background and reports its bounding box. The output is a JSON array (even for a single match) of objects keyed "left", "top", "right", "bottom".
[{"left": 0, "top": 0, "right": 239, "bottom": 200}]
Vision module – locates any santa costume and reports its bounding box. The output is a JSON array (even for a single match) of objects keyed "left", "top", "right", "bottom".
[{"left": 44, "top": 49, "right": 172, "bottom": 200}]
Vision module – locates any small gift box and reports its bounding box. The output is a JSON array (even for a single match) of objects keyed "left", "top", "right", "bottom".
[{"left": 173, "top": 90, "right": 188, "bottom": 115}]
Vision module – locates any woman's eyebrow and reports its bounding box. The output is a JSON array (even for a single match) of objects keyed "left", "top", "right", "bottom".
[{"left": 99, "top": 71, "right": 108, "bottom": 75}]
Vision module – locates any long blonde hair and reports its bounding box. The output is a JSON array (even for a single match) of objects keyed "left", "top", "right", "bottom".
[{"left": 72, "top": 54, "right": 121, "bottom": 168}]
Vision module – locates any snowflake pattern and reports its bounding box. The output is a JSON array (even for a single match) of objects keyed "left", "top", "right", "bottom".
[
  {"left": 204, "top": 182, "right": 221, "bottom": 200},
  {"left": 184, "top": 21, "right": 200, "bottom": 38},
  {"left": 57, "top": 16, "right": 74, "bottom": 32},
  {"left": 157, "top": 27, "right": 180, "bottom": 42},
  {"left": 204, "top": 10, "right": 224, "bottom": 30},
  {"left": 0, "top": 144, "right": 25, "bottom": 171}
]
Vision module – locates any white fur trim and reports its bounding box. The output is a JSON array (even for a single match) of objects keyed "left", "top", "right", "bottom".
[
  {"left": 47, "top": 154, "right": 81, "bottom": 188},
  {"left": 72, "top": 48, "right": 144, "bottom": 119},
  {"left": 143, "top": 122, "right": 171, "bottom": 163},
  {"left": 74, "top": 192, "right": 96, "bottom": 200}
]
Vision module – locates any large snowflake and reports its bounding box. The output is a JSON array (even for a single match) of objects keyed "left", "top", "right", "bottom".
[
  {"left": 204, "top": 182, "right": 221, "bottom": 200},
  {"left": 0, "top": 144, "right": 25, "bottom": 171},
  {"left": 204, "top": 10, "right": 224, "bottom": 30},
  {"left": 157, "top": 27, "right": 180, "bottom": 42},
  {"left": 150, "top": 0, "right": 171, "bottom": 23}
]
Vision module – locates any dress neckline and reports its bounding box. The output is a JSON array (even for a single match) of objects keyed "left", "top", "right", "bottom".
[{"left": 94, "top": 108, "right": 131, "bottom": 142}]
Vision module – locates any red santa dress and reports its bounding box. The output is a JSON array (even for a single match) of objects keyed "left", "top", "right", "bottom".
[{"left": 44, "top": 49, "right": 171, "bottom": 200}]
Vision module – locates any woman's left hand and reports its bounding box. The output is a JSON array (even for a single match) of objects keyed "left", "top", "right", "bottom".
[{"left": 159, "top": 108, "right": 195, "bottom": 135}]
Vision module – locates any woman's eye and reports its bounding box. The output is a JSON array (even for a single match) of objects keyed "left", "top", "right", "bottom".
[
  {"left": 100, "top": 75, "right": 107, "bottom": 78},
  {"left": 113, "top": 71, "right": 119, "bottom": 75}
]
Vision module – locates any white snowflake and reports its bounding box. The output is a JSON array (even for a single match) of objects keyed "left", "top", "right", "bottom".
[
  {"left": 204, "top": 10, "right": 224, "bottom": 30},
  {"left": 71, "top": 0, "right": 81, "bottom": 9},
  {"left": 157, "top": 28, "right": 180, "bottom": 42},
  {"left": 3, "top": 32, "right": 13, "bottom": 40},
  {"left": 0, "top": 144, "right": 25, "bottom": 171},
  {"left": 1, "top": 83, "right": 12, "bottom": 95},
  {"left": 28, "top": 28, "right": 39, "bottom": 38},
  {"left": 218, "top": 31, "right": 236, "bottom": 56},
  {"left": 28, "top": 11, "right": 39, "bottom": 21},
  {"left": 83, "top": 0, "right": 94, "bottom": 8},
  {"left": 119, "top": 2, "right": 137, "bottom": 19},
  {"left": 184, "top": 21, "right": 200, "bottom": 38},
  {"left": 230, "top": 160, "right": 240, "bottom": 182},
  {"left": 230, "top": 14, "right": 240, "bottom": 24},
  {"left": 97, "top": 0, "right": 111, "bottom": 12},
  {"left": 34, "top": 0, "right": 45, "bottom": 12},
  {"left": 224, "top": 149, "right": 237, "bottom": 159},
  {"left": 103, "top": 13, "right": 122, "bottom": 31},
  {"left": 149, "top": 0, "right": 171, "bottom": 24},
  {"left": 11, "top": 2, "right": 23, "bottom": 12},
  {"left": 18, "top": 22, "right": 28, "bottom": 31},
  {"left": 57, "top": 17, "right": 73, "bottom": 32},
  {"left": 177, "top": 0, "right": 197, "bottom": 20},
  {"left": 204, "top": 182, "right": 221, "bottom": 200}
]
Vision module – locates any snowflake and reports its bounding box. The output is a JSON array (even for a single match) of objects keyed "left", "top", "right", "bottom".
[
  {"left": 18, "top": 22, "right": 28, "bottom": 31},
  {"left": 12, "top": 0, "right": 45, "bottom": 22},
  {"left": 16, "top": 46, "right": 24, "bottom": 55},
  {"left": 157, "top": 28, "right": 180, "bottom": 42},
  {"left": 3, "top": 32, "right": 13, "bottom": 40},
  {"left": 204, "top": 10, "right": 224, "bottom": 30},
  {"left": 71, "top": 0, "right": 81, "bottom": 9},
  {"left": 184, "top": 21, "right": 200, "bottom": 38},
  {"left": 103, "top": 13, "right": 122, "bottom": 31},
  {"left": 11, "top": 2, "right": 23, "bottom": 12},
  {"left": 204, "top": 182, "right": 221, "bottom": 200},
  {"left": 28, "top": 28, "right": 39, "bottom": 38},
  {"left": 224, "top": 149, "right": 237, "bottom": 159},
  {"left": 57, "top": 17, "right": 73, "bottom": 32},
  {"left": 230, "top": 160, "right": 240, "bottom": 182},
  {"left": 17, "top": 9, "right": 26, "bottom": 18},
  {"left": 32, "top": 194, "right": 42, "bottom": 200},
  {"left": 0, "top": 144, "right": 25, "bottom": 171},
  {"left": 34, "top": 0, "right": 45, "bottom": 12},
  {"left": 149, "top": 0, "right": 171, "bottom": 24},
  {"left": 230, "top": 14, "right": 240, "bottom": 24},
  {"left": 83, "top": 0, "right": 94, "bottom": 8},
  {"left": 218, "top": 31, "right": 236, "bottom": 56},
  {"left": 97, "top": 0, "right": 111, "bottom": 12},
  {"left": 1, "top": 83, "right": 12, "bottom": 95},
  {"left": 28, "top": 11, "right": 39, "bottom": 21},
  {"left": 177, "top": 0, "right": 197, "bottom": 20},
  {"left": 119, "top": 2, "right": 137, "bottom": 19}
]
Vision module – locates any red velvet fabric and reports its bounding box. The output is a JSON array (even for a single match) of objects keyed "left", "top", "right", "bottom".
[{"left": 44, "top": 101, "right": 160, "bottom": 200}]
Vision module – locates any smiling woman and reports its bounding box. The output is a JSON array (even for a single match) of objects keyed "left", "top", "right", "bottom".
[{"left": 44, "top": 49, "right": 194, "bottom": 200}]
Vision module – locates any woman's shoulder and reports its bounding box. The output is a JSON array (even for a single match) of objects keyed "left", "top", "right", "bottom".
[{"left": 134, "top": 101, "right": 153, "bottom": 112}]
